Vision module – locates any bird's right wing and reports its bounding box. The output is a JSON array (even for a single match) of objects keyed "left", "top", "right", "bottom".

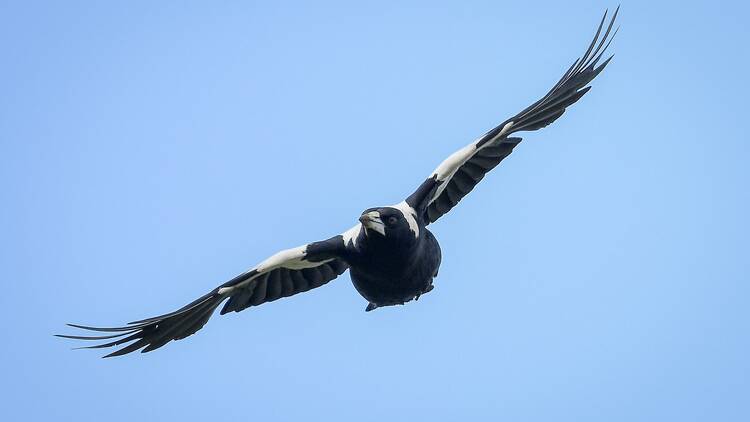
[
  {"left": 57, "top": 229, "right": 360, "bottom": 357},
  {"left": 406, "top": 8, "right": 618, "bottom": 225}
]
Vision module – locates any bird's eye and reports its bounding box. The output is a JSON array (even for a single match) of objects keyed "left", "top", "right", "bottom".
[{"left": 387, "top": 216, "right": 398, "bottom": 225}]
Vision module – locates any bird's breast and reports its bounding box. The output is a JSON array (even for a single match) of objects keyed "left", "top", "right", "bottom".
[{"left": 346, "top": 229, "right": 441, "bottom": 307}]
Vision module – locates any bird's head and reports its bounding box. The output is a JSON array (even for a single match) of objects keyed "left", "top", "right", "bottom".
[{"left": 358, "top": 204, "right": 420, "bottom": 244}]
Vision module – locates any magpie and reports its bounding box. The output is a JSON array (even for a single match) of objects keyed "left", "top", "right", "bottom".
[{"left": 59, "top": 8, "right": 618, "bottom": 357}]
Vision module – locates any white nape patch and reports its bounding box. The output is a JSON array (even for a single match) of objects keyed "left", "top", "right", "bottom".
[
  {"left": 429, "top": 121, "right": 515, "bottom": 203},
  {"left": 392, "top": 201, "right": 419, "bottom": 238},
  {"left": 342, "top": 223, "right": 362, "bottom": 247}
]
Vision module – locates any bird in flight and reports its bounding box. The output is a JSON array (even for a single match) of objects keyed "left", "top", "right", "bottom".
[{"left": 59, "top": 8, "right": 619, "bottom": 357}]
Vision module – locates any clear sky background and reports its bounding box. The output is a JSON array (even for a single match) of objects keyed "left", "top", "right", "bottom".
[{"left": 2, "top": 1, "right": 748, "bottom": 421}]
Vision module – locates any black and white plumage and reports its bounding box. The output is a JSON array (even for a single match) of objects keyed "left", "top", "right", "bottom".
[{"left": 59, "top": 9, "right": 618, "bottom": 357}]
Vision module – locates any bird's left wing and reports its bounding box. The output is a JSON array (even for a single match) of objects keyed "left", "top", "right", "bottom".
[
  {"left": 57, "top": 232, "right": 354, "bottom": 357},
  {"left": 406, "top": 8, "right": 618, "bottom": 225}
]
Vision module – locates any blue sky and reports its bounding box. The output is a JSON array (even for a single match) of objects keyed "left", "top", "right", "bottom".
[{"left": 2, "top": 1, "right": 748, "bottom": 421}]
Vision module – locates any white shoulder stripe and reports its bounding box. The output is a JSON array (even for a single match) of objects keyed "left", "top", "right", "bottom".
[{"left": 341, "top": 223, "right": 362, "bottom": 247}]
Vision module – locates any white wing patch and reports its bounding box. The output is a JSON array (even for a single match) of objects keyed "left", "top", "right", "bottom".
[
  {"left": 220, "top": 244, "right": 332, "bottom": 295},
  {"left": 429, "top": 121, "right": 514, "bottom": 203},
  {"left": 432, "top": 142, "right": 478, "bottom": 182},
  {"left": 256, "top": 245, "right": 328, "bottom": 272},
  {"left": 393, "top": 201, "right": 420, "bottom": 238}
]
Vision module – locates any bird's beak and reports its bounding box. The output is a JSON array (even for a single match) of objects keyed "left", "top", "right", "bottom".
[{"left": 359, "top": 211, "right": 385, "bottom": 236}]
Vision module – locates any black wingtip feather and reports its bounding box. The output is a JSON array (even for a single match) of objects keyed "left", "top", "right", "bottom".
[
  {"left": 583, "top": 8, "right": 618, "bottom": 70},
  {"left": 576, "top": 9, "right": 608, "bottom": 74},
  {"left": 508, "top": 8, "right": 617, "bottom": 135},
  {"left": 66, "top": 322, "right": 150, "bottom": 332},
  {"left": 59, "top": 293, "right": 226, "bottom": 357},
  {"left": 55, "top": 331, "right": 138, "bottom": 341}
]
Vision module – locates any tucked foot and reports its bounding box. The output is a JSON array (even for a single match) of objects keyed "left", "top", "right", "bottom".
[{"left": 365, "top": 303, "right": 378, "bottom": 312}]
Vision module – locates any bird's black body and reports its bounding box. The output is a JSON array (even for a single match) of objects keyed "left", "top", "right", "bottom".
[
  {"left": 346, "top": 223, "right": 441, "bottom": 310},
  {"left": 58, "top": 8, "right": 619, "bottom": 357}
]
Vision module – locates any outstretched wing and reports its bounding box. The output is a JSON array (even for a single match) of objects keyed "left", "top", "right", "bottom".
[
  {"left": 57, "top": 235, "right": 350, "bottom": 357},
  {"left": 406, "top": 8, "right": 619, "bottom": 225}
]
